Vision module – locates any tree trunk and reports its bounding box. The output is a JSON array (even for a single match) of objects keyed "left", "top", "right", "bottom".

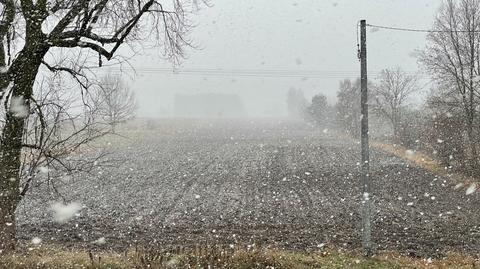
[
  {"left": 0, "top": 47, "right": 46, "bottom": 252},
  {"left": 0, "top": 200, "right": 16, "bottom": 253},
  {"left": 0, "top": 102, "right": 25, "bottom": 253},
  {"left": 466, "top": 121, "right": 478, "bottom": 174},
  {"left": 460, "top": 91, "right": 478, "bottom": 175},
  {"left": 110, "top": 121, "right": 117, "bottom": 133},
  {"left": 392, "top": 119, "right": 398, "bottom": 142}
]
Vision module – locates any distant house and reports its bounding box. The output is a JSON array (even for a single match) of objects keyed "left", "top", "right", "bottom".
[{"left": 174, "top": 93, "right": 246, "bottom": 118}]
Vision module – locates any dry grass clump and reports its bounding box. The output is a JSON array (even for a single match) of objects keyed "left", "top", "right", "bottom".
[{"left": 1, "top": 244, "right": 477, "bottom": 269}]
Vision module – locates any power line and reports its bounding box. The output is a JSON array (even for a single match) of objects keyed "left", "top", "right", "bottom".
[
  {"left": 107, "top": 67, "right": 428, "bottom": 79},
  {"left": 367, "top": 23, "right": 480, "bottom": 33},
  {"left": 367, "top": 24, "right": 437, "bottom": 33}
]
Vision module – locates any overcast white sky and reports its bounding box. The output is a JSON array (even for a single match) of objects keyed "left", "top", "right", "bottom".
[{"left": 112, "top": 0, "right": 440, "bottom": 117}]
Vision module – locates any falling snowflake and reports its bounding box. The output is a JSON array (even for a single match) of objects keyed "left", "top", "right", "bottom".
[
  {"left": 10, "top": 96, "right": 29, "bottom": 118},
  {"left": 31, "top": 237, "right": 42, "bottom": 245},
  {"left": 466, "top": 183, "right": 477, "bottom": 195},
  {"left": 93, "top": 237, "right": 106, "bottom": 245},
  {"left": 50, "top": 202, "right": 82, "bottom": 223},
  {"left": 38, "top": 166, "right": 49, "bottom": 174}
]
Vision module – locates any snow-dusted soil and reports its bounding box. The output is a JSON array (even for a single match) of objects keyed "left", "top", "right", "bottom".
[{"left": 16, "top": 119, "right": 480, "bottom": 257}]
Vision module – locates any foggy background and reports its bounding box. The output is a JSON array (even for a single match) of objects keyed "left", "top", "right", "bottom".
[{"left": 107, "top": 0, "right": 439, "bottom": 118}]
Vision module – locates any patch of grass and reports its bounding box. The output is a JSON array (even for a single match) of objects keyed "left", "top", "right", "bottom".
[
  {"left": 1, "top": 245, "right": 478, "bottom": 269},
  {"left": 371, "top": 141, "right": 479, "bottom": 187},
  {"left": 371, "top": 142, "right": 440, "bottom": 172}
]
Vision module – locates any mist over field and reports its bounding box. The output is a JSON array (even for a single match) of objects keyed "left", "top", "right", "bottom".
[
  {"left": 2, "top": 1, "right": 480, "bottom": 268},
  {"left": 122, "top": 0, "right": 437, "bottom": 118}
]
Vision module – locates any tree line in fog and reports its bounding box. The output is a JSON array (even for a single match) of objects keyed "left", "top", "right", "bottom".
[{"left": 287, "top": 0, "right": 480, "bottom": 177}]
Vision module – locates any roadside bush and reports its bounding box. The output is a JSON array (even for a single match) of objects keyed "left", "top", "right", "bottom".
[
  {"left": 425, "top": 114, "right": 466, "bottom": 168},
  {"left": 396, "top": 110, "right": 427, "bottom": 150}
]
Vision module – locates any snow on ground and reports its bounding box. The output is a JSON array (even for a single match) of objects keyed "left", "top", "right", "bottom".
[{"left": 15, "top": 119, "right": 480, "bottom": 257}]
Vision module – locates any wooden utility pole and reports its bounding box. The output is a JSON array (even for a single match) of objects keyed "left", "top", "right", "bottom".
[{"left": 360, "top": 19, "right": 372, "bottom": 257}]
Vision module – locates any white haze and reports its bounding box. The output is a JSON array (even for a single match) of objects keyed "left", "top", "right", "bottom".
[{"left": 101, "top": 0, "right": 438, "bottom": 118}]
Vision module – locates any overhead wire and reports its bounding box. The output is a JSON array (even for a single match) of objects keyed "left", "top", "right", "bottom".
[
  {"left": 107, "top": 67, "right": 428, "bottom": 79},
  {"left": 366, "top": 23, "right": 480, "bottom": 33},
  {"left": 108, "top": 22, "right": 450, "bottom": 80}
]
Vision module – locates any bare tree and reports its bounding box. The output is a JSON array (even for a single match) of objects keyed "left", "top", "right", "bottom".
[
  {"left": 286, "top": 88, "right": 308, "bottom": 119},
  {"left": 0, "top": 75, "right": 112, "bottom": 250},
  {"left": 307, "top": 93, "right": 330, "bottom": 126},
  {"left": 419, "top": 0, "right": 480, "bottom": 171},
  {"left": 93, "top": 74, "right": 136, "bottom": 132},
  {"left": 336, "top": 78, "right": 361, "bottom": 137},
  {"left": 372, "top": 67, "right": 419, "bottom": 139},
  {"left": 0, "top": 0, "right": 205, "bottom": 252}
]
